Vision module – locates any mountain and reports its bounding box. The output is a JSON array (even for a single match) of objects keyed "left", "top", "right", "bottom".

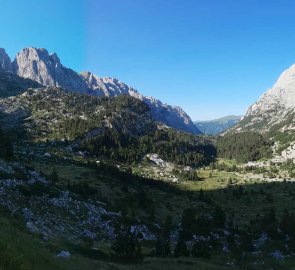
[
  {"left": 194, "top": 115, "right": 242, "bottom": 135},
  {"left": 232, "top": 63, "right": 295, "bottom": 134},
  {"left": 0, "top": 47, "right": 201, "bottom": 134},
  {"left": 226, "top": 63, "right": 295, "bottom": 163},
  {"left": 13, "top": 48, "right": 89, "bottom": 93},
  {"left": 81, "top": 72, "right": 200, "bottom": 134}
]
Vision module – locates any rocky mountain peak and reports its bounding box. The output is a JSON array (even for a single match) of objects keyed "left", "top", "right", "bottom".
[
  {"left": 0, "top": 48, "right": 12, "bottom": 72},
  {"left": 14, "top": 47, "right": 61, "bottom": 68},
  {"left": 231, "top": 63, "right": 295, "bottom": 133},
  {"left": 246, "top": 63, "right": 295, "bottom": 117},
  {"left": 13, "top": 47, "right": 57, "bottom": 86},
  {"left": 13, "top": 47, "right": 88, "bottom": 93}
]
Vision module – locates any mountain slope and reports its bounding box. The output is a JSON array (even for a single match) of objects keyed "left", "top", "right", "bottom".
[
  {"left": 81, "top": 72, "right": 201, "bottom": 134},
  {"left": 0, "top": 87, "right": 214, "bottom": 167},
  {"left": 194, "top": 115, "right": 242, "bottom": 135},
  {"left": 0, "top": 47, "right": 201, "bottom": 134},
  {"left": 232, "top": 64, "right": 295, "bottom": 134},
  {"left": 226, "top": 63, "right": 295, "bottom": 162}
]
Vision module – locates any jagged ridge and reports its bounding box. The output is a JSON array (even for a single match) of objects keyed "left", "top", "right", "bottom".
[
  {"left": 232, "top": 63, "right": 295, "bottom": 134},
  {"left": 0, "top": 47, "right": 201, "bottom": 134}
]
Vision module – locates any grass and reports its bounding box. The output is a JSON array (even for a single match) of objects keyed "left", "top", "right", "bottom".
[
  {"left": 0, "top": 215, "right": 105, "bottom": 270},
  {"left": 25, "top": 149, "right": 295, "bottom": 227}
]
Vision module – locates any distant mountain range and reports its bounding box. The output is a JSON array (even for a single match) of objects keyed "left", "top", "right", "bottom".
[
  {"left": 0, "top": 47, "right": 201, "bottom": 134},
  {"left": 194, "top": 115, "right": 242, "bottom": 135}
]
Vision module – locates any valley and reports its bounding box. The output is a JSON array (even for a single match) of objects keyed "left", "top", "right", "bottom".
[
  {"left": 194, "top": 116, "right": 242, "bottom": 135},
  {"left": 1, "top": 47, "right": 295, "bottom": 270}
]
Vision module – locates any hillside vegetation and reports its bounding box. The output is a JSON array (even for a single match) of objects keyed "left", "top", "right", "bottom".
[
  {"left": 0, "top": 87, "right": 215, "bottom": 167},
  {"left": 0, "top": 81, "right": 295, "bottom": 270}
]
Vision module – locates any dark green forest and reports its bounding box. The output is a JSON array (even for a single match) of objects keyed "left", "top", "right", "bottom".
[
  {"left": 27, "top": 91, "right": 216, "bottom": 167},
  {"left": 216, "top": 132, "right": 272, "bottom": 162},
  {"left": 81, "top": 128, "right": 216, "bottom": 167}
]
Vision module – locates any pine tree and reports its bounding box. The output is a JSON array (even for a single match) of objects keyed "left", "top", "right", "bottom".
[
  {"left": 155, "top": 216, "right": 172, "bottom": 256},
  {"left": 213, "top": 206, "right": 226, "bottom": 227},
  {"left": 111, "top": 215, "right": 142, "bottom": 262}
]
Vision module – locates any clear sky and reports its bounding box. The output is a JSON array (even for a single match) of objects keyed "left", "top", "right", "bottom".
[{"left": 1, "top": 0, "right": 295, "bottom": 120}]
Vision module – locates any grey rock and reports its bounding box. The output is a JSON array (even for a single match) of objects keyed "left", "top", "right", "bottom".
[
  {"left": 232, "top": 63, "right": 295, "bottom": 133},
  {"left": 57, "top": 250, "right": 71, "bottom": 259},
  {"left": 26, "top": 221, "right": 39, "bottom": 233},
  {"left": 82, "top": 72, "right": 201, "bottom": 134},
  {"left": 13, "top": 48, "right": 88, "bottom": 93}
]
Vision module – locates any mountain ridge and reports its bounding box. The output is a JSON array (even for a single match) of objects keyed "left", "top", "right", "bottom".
[
  {"left": 0, "top": 47, "right": 201, "bottom": 134},
  {"left": 231, "top": 63, "right": 295, "bottom": 134},
  {"left": 194, "top": 115, "right": 242, "bottom": 135}
]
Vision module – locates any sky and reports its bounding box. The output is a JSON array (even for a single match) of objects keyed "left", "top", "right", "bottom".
[{"left": 1, "top": 0, "right": 295, "bottom": 120}]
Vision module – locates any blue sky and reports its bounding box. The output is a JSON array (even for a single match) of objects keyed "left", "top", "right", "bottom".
[{"left": 1, "top": 0, "right": 295, "bottom": 120}]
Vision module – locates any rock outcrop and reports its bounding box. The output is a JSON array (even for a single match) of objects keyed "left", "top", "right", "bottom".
[
  {"left": 231, "top": 63, "right": 295, "bottom": 133},
  {"left": 13, "top": 48, "right": 88, "bottom": 93},
  {"left": 247, "top": 64, "right": 295, "bottom": 115}
]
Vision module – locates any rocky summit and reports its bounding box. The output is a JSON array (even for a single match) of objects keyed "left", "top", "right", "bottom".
[
  {"left": 231, "top": 63, "right": 295, "bottom": 133},
  {"left": 13, "top": 48, "right": 89, "bottom": 94},
  {"left": 0, "top": 47, "right": 201, "bottom": 134}
]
